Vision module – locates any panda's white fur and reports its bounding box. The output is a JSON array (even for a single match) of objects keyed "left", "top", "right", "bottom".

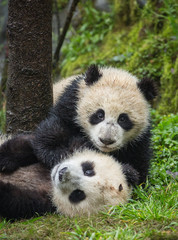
[
  {"left": 52, "top": 67, "right": 150, "bottom": 153},
  {"left": 75, "top": 67, "right": 150, "bottom": 152},
  {"left": 51, "top": 149, "right": 132, "bottom": 217}
]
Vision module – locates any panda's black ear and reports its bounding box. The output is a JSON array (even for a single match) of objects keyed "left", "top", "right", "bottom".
[
  {"left": 84, "top": 65, "right": 102, "bottom": 85},
  {"left": 137, "top": 78, "right": 158, "bottom": 101},
  {"left": 122, "top": 164, "right": 140, "bottom": 186}
]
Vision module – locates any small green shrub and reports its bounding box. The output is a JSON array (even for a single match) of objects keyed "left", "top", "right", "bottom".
[{"left": 150, "top": 111, "right": 178, "bottom": 186}]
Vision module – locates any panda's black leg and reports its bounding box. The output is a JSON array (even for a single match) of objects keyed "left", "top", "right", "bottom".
[
  {"left": 0, "top": 134, "right": 38, "bottom": 173},
  {"left": 0, "top": 181, "right": 55, "bottom": 220}
]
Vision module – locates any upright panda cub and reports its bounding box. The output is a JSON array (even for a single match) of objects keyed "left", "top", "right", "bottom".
[
  {"left": 0, "top": 65, "right": 157, "bottom": 184},
  {"left": 34, "top": 65, "right": 157, "bottom": 183},
  {"left": 0, "top": 135, "right": 138, "bottom": 220}
]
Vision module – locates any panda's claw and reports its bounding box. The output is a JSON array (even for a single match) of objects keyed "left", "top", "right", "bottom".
[
  {"left": 0, "top": 158, "right": 19, "bottom": 173},
  {"left": 1, "top": 166, "right": 6, "bottom": 171}
]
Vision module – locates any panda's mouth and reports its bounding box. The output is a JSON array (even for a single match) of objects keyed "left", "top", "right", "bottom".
[
  {"left": 93, "top": 136, "right": 125, "bottom": 152},
  {"left": 94, "top": 142, "right": 118, "bottom": 152}
]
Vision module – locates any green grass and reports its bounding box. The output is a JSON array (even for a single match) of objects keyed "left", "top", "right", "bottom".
[{"left": 0, "top": 112, "right": 177, "bottom": 239}]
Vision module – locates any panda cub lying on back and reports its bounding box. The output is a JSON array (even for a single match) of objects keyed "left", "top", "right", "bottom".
[
  {"left": 52, "top": 150, "right": 137, "bottom": 217},
  {"left": 0, "top": 135, "right": 138, "bottom": 220}
]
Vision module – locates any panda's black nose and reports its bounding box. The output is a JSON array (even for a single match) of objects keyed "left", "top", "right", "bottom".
[
  {"left": 59, "top": 167, "right": 68, "bottom": 181},
  {"left": 99, "top": 138, "right": 115, "bottom": 145}
]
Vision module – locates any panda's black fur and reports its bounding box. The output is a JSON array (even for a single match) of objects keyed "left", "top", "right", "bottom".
[
  {"left": 0, "top": 135, "right": 54, "bottom": 220},
  {"left": 0, "top": 65, "right": 157, "bottom": 184},
  {"left": 0, "top": 163, "right": 54, "bottom": 220},
  {"left": 0, "top": 135, "right": 138, "bottom": 220}
]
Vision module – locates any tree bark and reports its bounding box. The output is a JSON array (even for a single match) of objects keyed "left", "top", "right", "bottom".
[{"left": 6, "top": 0, "right": 53, "bottom": 133}]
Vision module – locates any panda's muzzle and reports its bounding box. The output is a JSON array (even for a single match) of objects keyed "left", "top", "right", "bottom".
[
  {"left": 98, "top": 123, "right": 118, "bottom": 147},
  {"left": 99, "top": 137, "right": 115, "bottom": 145}
]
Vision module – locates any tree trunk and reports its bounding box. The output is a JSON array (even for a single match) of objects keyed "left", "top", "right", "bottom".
[{"left": 6, "top": 0, "right": 52, "bottom": 134}]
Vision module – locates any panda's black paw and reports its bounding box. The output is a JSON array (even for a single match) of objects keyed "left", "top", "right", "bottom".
[
  {"left": 122, "top": 164, "right": 140, "bottom": 186},
  {"left": 0, "top": 154, "right": 19, "bottom": 172},
  {"left": 0, "top": 134, "right": 38, "bottom": 173}
]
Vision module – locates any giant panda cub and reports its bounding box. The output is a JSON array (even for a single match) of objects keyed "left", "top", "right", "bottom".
[
  {"left": 51, "top": 150, "right": 137, "bottom": 217},
  {"left": 33, "top": 65, "right": 158, "bottom": 184},
  {"left": 0, "top": 65, "right": 157, "bottom": 184},
  {"left": 0, "top": 135, "right": 138, "bottom": 220}
]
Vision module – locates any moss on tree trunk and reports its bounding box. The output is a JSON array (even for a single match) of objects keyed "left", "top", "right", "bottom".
[{"left": 6, "top": 0, "right": 53, "bottom": 133}]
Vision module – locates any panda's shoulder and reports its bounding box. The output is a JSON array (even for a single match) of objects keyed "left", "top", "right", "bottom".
[{"left": 53, "top": 75, "right": 83, "bottom": 105}]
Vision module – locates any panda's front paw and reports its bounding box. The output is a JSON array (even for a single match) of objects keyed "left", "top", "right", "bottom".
[
  {"left": 0, "top": 134, "right": 37, "bottom": 173},
  {"left": 0, "top": 153, "right": 19, "bottom": 173}
]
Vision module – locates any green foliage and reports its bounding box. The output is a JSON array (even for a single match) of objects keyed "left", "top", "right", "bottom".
[
  {"left": 151, "top": 111, "right": 178, "bottom": 186},
  {"left": 55, "top": 0, "right": 68, "bottom": 10},
  {"left": 60, "top": 0, "right": 178, "bottom": 114},
  {"left": 113, "top": 0, "right": 141, "bottom": 25},
  {"left": 1, "top": 112, "right": 177, "bottom": 239},
  {"left": 0, "top": 0, "right": 7, "bottom": 6},
  {"left": 60, "top": 1, "right": 114, "bottom": 76}
]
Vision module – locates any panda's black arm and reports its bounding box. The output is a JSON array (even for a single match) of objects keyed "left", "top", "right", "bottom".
[
  {"left": 0, "top": 181, "right": 55, "bottom": 220},
  {"left": 113, "top": 129, "right": 152, "bottom": 185},
  {"left": 122, "top": 164, "right": 140, "bottom": 186},
  {"left": 0, "top": 134, "right": 38, "bottom": 173},
  {"left": 32, "top": 115, "right": 77, "bottom": 169},
  {"left": 32, "top": 76, "right": 84, "bottom": 169}
]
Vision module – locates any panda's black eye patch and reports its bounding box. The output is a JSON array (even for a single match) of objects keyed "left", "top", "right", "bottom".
[
  {"left": 69, "top": 189, "right": 86, "bottom": 204},
  {"left": 89, "top": 109, "right": 105, "bottom": 125},
  {"left": 81, "top": 161, "right": 95, "bottom": 177},
  {"left": 117, "top": 113, "right": 134, "bottom": 131}
]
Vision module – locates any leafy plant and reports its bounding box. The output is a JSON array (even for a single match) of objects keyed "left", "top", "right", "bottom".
[
  {"left": 151, "top": 111, "right": 178, "bottom": 186},
  {"left": 60, "top": 1, "right": 114, "bottom": 75}
]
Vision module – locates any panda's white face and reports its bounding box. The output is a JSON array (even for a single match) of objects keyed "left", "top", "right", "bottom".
[
  {"left": 87, "top": 108, "right": 138, "bottom": 152},
  {"left": 76, "top": 67, "right": 150, "bottom": 152},
  {"left": 51, "top": 150, "right": 131, "bottom": 217}
]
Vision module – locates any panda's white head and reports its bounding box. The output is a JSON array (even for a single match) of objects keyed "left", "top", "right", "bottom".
[
  {"left": 75, "top": 65, "right": 157, "bottom": 152},
  {"left": 51, "top": 149, "right": 133, "bottom": 217}
]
